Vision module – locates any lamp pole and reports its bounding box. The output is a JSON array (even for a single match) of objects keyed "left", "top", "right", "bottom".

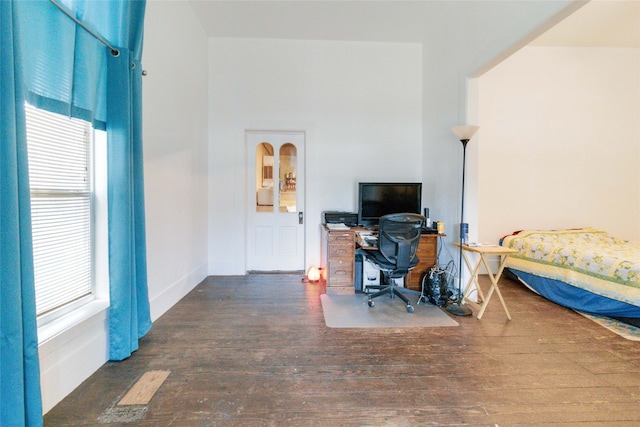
[{"left": 447, "top": 125, "right": 478, "bottom": 316}]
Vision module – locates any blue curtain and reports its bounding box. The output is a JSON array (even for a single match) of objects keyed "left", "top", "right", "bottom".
[
  {"left": 17, "top": 0, "right": 108, "bottom": 130},
  {"left": 107, "top": 46, "right": 152, "bottom": 361},
  {"left": 18, "top": 0, "right": 151, "bottom": 361},
  {"left": 0, "top": 2, "right": 44, "bottom": 426},
  {"left": 2, "top": 0, "right": 150, "bottom": 422},
  {"left": 104, "top": 0, "right": 152, "bottom": 361}
]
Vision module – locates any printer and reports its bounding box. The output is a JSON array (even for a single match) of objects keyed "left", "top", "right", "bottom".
[{"left": 322, "top": 211, "right": 358, "bottom": 227}]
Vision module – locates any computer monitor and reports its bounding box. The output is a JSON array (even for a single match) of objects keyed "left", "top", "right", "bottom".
[{"left": 357, "top": 182, "right": 422, "bottom": 228}]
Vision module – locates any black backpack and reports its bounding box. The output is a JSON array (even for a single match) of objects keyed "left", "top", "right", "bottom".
[{"left": 421, "top": 266, "right": 452, "bottom": 306}]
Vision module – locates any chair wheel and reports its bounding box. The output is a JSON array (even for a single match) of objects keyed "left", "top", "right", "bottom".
[
  {"left": 368, "top": 299, "right": 374, "bottom": 307},
  {"left": 407, "top": 305, "right": 414, "bottom": 313}
]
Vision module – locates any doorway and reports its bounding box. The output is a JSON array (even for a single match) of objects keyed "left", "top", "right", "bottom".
[{"left": 246, "top": 131, "right": 305, "bottom": 272}]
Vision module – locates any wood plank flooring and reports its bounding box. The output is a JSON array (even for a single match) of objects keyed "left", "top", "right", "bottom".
[{"left": 44, "top": 274, "right": 640, "bottom": 426}]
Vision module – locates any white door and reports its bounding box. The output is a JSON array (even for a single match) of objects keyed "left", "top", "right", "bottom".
[{"left": 246, "top": 131, "right": 305, "bottom": 271}]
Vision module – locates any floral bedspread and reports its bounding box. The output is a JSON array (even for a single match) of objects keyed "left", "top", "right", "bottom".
[{"left": 501, "top": 228, "right": 640, "bottom": 305}]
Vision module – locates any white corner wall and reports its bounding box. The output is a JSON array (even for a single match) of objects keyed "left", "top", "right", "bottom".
[
  {"left": 40, "top": 0, "right": 209, "bottom": 413},
  {"left": 419, "top": 1, "right": 577, "bottom": 267},
  {"left": 142, "top": 0, "right": 209, "bottom": 318},
  {"left": 478, "top": 46, "right": 640, "bottom": 244},
  {"left": 208, "top": 38, "right": 422, "bottom": 275}
]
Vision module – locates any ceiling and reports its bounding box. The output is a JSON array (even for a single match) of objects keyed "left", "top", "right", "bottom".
[
  {"left": 188, "top": 0, "right": 640, "bottom": 48},
  {"left": 531, "top": 0, "right": 640, "bottom": 47},
  {"left": 188, "top": 1, "right": 448, "bottom": 43}
]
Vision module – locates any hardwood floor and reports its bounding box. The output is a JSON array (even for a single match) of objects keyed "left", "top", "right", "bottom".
[{"left": 44, "top": 274, "right": 640, "bottom": 426}]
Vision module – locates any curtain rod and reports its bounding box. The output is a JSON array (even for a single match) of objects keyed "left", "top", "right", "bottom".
[{"left": 49, "top": 0, "right": 120, "bottom": 57}]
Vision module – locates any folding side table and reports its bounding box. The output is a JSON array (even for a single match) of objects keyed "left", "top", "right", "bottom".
[{"left": 454, "top": 243, "right": 518, "bottom": 320}]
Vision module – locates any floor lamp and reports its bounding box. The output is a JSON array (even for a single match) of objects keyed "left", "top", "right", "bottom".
[{"left": 446, "top": 125, "right": 479, "bottom": 316}]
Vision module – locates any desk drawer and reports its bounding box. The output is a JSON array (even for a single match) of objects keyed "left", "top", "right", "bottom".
[
  {"left": 328, "top": 243, "right": 353, "bottom": 258},
  {"left": 327, "top": 231, "right": 354, "bottom": 243},
  {"left": 327, "top": 259, "right": 353, "bottom": 286}
]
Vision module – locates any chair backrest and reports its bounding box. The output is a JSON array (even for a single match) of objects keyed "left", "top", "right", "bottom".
[{"left": 377, "top": 213, "right": 424, "bottom": 273}]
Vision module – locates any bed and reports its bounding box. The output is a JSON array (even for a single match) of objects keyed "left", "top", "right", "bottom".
[{"left": 500, "top": 228, "right": 640, "bottom": 325}]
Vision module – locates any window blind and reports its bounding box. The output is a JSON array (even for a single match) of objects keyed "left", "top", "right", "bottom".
[{"left": 25, "top": 103, "right": 93, "bottom": 316}]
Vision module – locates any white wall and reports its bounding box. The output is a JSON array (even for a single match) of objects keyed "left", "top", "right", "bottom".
[
  {"left": 142, "top": 1, "right": 209, "bottom": 318},
  {"left": 478, "top": 46, "right": 640, "bottom": 245},
  {"left": 40, "top": 0, "right": 209, "bottom": 413},
  {"left": 208, "top": 38, "right": 423, "bottom": 274},
  {"left": 420, "top": 1, "right": 577, "bottom": 269}
]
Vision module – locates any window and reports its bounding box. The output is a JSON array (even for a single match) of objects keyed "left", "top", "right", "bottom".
[{"left": 25, "top": 103, "right": 94, "bottom": 317}]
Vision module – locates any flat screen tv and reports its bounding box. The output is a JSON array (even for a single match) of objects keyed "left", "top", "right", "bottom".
[{"left": 357, "top": 182, "right": 422, "bottom": 228}]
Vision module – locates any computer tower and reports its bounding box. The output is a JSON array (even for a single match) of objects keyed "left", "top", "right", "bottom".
[
  {"left": 354, "top": 252, "right": 363, "bottom": 293},
  {"left": 362, "top": 257, "right": 380, "bottom": 293}
]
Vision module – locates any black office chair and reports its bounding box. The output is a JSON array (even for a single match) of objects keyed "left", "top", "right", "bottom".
[{"left": 363, "top": 213, "right": 425, "bottom": 313}]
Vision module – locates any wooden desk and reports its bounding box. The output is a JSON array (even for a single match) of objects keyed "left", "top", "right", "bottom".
[
  {"left": 355, "top": 232, "right": 440, "bottom": 291},
  {"left": 321, "top": 226, "right": 356, "bottom": 294},
  {"left": 321, "top": 225, "right": 441, "bottom": 294},
  {"left": 454, "top": 243, "right": 518, "bottom": 320},
  {"left": 406, "top": 234, "right": 440, "bottom": 290}
]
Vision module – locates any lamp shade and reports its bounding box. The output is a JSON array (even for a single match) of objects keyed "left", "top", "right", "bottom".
[{"left": 452, "top": 125, "right": 479, "bottom": 141}]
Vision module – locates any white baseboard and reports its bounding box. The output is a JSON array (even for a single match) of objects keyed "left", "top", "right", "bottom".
[{"left": 149, "top": 263, "right": 208, "bottom": 321}]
